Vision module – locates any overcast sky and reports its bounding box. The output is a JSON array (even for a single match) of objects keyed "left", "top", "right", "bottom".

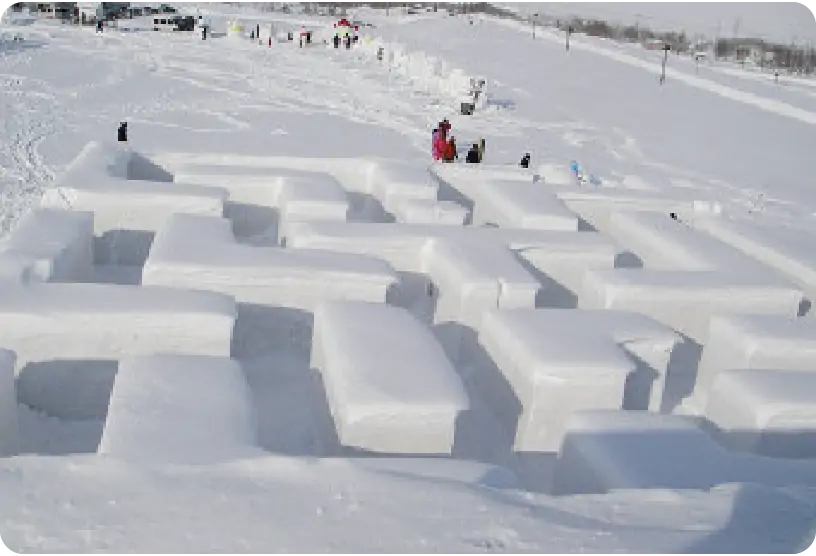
[{"left": 507, "top": 3, "right": 816, "bottom": 43}]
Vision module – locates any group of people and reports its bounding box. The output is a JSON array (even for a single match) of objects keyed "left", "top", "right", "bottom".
[
  {"left": 431, "top": 120, "right": 533, "bottom": 168},
  {"left": 432, "top": 119, "right": 487, "bottom": 164}
]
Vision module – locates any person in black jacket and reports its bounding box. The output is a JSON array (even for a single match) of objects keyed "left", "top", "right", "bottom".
[
  {"left": 466, "top": 144, "right": 480, "bottom": 163},
  {"left": 520, "top": 152, "right": 531, "bottom": 168},
  {"left": 117, "top": 122, "right": 128, "bottom": 142}
]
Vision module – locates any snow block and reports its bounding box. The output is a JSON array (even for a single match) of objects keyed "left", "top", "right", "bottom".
[
  {"left": 392, "top": 198, "right": 468, "bottom": 226},
  {"left": 41, "top": 142, "right": 227, "bottom": 265},
  {"left": 286, "top": 222, "right": 621, "bottom": 313},
  {"left": 470, "top": 180, "right": 579, "bottom": 231},
  {"left": 0, "top": 349, "right": 17, "bottom": 457},
  {"left": 553, "top": 187, "right": 696, "bottom": 231},
  {"left": 705, "top": 369, "right": 816, "bottom": 458},
  {"left": 477, "top": 310, "right": 635, "bottom": 452},
  {"left": 100, "top": 355, "right": 258, "bottom": 463},
  {"left": 694, "top": 216, "right": 816, "bottom": 309},
  {"left": 606, "top": 211, "right": 774, "bottom": 274},
  {"left": 426, "top": 238, "right": 540, "bottom": 363},
  {"left": 277, "top": 175, "right": 349, "bottom": 244},
  {"left": 369, "top": 162, "right": 438, "bottom": 214},
  {"left": 0, "top": 283, "right": 235, "bottom": 371},
  {"left": 311, "top": 301, "right": 469, "bottom": 454},
  {"left": 691, "top": 315, "right": 816, "bottom": 411},
  {"left": 286, "top": 221, "right": 452, "bottom": 272},
  {"left": 432, "top": 162, "right": 539, "bottom": 186},
  {"left": 536, "top": 163, "right": 576, "bottom": 186},
  {"left": 552, "top": 410, "right": 728, "bottom": 494},
  {"left": 580, "top": 269, "right": 803, "bottom": 344},
  {"left": 143, "top": 214, "right": 397, "bottom": 310},
  {"left": 0, "top": 209, "right": 94, "bottom": 283}
]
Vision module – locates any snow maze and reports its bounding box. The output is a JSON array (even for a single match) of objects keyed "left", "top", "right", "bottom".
[{"left": 5, "top": 139, "right": 816, "bottom": 495}]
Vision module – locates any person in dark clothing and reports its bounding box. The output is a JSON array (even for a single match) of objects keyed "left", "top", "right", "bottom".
[
  {"left": 466, "top": 144, "right": 480, "bottom": 164},
  {"left": 520, "top": 153, "right": 531, "bottom": 168},
  {"left": 345, "top": 35, "right": 351, "bottom": 49},
  {"left": 333, "top": 34, "right": 340, "bottom": 48},
  {"left": 117, "top": 122, "right": 128, "bottom": 142}
]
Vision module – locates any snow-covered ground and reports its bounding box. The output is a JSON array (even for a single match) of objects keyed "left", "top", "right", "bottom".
[{"left": 2, "top": 3, "right": 816, "bottom": 553}]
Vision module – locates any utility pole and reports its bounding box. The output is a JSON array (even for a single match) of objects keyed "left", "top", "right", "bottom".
[
  {"left": 532, "top": 13, "right": 538, "bottom": 39},
  {"left": 660, "top": 43, "right": 670, "bottom": 84},
  {"left": 566, "top": 25, "right": 572, "bottom": 51}
]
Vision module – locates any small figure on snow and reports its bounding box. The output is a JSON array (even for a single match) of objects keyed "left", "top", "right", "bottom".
[
  {"left": 519, "top": 152, "right": 531, "bottom": 168},
  {"left": 466, "top": 143, "right": 481, "bottom": 164},
  {"left": 443, "top": 137, "right": 458, "bottom": 162},
  {"left": 117, "top": 122, "right": 128, "bottom": 142},
  {"left": 333, "top": 34, "right": 341, "bottom": 49}
]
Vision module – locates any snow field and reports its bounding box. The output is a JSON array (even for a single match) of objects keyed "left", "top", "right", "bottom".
[
  {"left": 4, "top": 8, "right": 816, "bottom": 550},
  {"left": 311, "top": 301, "right": 468, "bottom": 454}
]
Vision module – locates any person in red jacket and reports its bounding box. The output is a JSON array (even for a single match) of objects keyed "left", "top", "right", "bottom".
[{"left": 442, "top": 136, "right": 458, "bottom": 162}]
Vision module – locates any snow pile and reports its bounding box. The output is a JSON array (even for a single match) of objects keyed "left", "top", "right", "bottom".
[
  {"left": 0, "top": 349, "right": 17, "bottom": 457},
  {"left": 100, "top": 355, "right": 260, "bottom": 464},
  {"left": 0, "top": 208, "right": 93, "bottom": 283},
  {"left": 311, "top": 301, "right": 468, "bottom": 454}
]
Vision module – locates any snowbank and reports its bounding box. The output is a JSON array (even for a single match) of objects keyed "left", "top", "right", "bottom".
[
  {"left": 0, "top": 209, "right": 93, "bottom": 283},
  {"left": 705, "top": 369, "right": 816, "bottom": 458},
  {"left": 553, "top": 410, "right": 728, "bottom": 494},
  {"left": 369, "top": 161, "right": 438, "bottom": 216},
  {"left": 143, "top": 214, "right": 397, "bottom": 309},
  {"left": 691, "top": 314, "right": 816, "bottom": 411},
  {"left": 99, "top": 355, "right": 259, "bottom": 464},
  {"left": 470, "top": 180, "right": 579, "bottom": 231},
  {"left": 41, "top": 143, "right": 227, "bottom": 265},
  {"left": 0, "top": 349, "right": 17, "bottom": 457},
  {"left": 361, "top": 38, "right": 473, "bottom": 100},
  {"left": 0, "top": 283, "right": 236, "bottom": 370},
  {"left": 311, "top": 301, "right": 468, "bottom": 454},
  {"left": 477, "top": 310, "right": 635, "bottom": 452},
  {"left": 579, "top": 269, "right": 803, "bottom": 344},
  {"left": 694, "top": 216, "right": 816, "bottom": 309}
]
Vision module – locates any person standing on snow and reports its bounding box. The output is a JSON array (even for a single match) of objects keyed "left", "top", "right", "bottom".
[
  {"left": 431, "top": 128, "right": 441, "bottom": 160},
  {"left": 443, "top": 137, "right": 458, "bottom": 162},
  {"left": 519, "top": 153, "right": 531, "bottom": 168},
  {"left": 434, "top": 128, "right": 448, "bottom": 161},
  {"left": 466, "top": 144, "right": 480, "bottom": 163}
]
